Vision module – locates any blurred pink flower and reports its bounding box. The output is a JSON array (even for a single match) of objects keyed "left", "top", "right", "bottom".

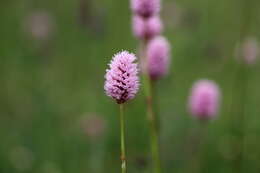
[
  {"left": 146, "top": 36, "right": 170, "bottom": 80},
  {"left": 82, "top": 115, "right": 106, "bottom": 139},
  {"left": 132, "top": 15, "right": 163, "bottom": 40},
  {"left": 242, "top": 37, "right": 259, "bottom": 65},
  {"left": 131, "top": 0, "right": 160, "bottom": 18},
  {"left": 25, "top": 11, "right": 54, "bottom": 41},
  {"left": 104, "top": 51, "right": 140, "bottom": 104},
  {"left": 189, "top": 80, "right": 220, "bottom": 120}
]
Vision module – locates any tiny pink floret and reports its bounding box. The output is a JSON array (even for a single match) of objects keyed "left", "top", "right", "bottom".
[
  {"left": 104, "top": 51, "right": 140, "bottom": 104},
  {"left": 189, "top": 80, "right": 220, "bottom": 120}
]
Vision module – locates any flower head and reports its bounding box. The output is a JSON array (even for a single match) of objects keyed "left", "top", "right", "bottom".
[
  {"left": 105, "top": 51, "right": 140, "bottom": 104},
  {"left": 242, "top": 37, "right": 259, "bottom": 65},
  {"left": 132, "top": 15, "right": 163, "bottom": 40},
  {"left": 189, "top": 80, "right": 220, "bottom": 120},
  {"left": 25, "top": 11, "right": 54, "bottom": 41},
  {"left": 131, "top": 0, "right": 160, "bottom": 17},
  {"left": 146, "top": 36, "right": 170, "bottom": 80},
  {"left": 81, "top": 114, "right": 106, "bottom": 139}
]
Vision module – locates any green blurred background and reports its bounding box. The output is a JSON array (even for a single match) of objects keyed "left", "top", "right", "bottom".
[{"left": 0, "top": 0, "right": 260, "bottom": 172}]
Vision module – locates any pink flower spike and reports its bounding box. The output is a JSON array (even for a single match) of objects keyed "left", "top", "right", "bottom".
[
  {"left": 132, "top": 15, "right": 163, "bottom": 40},
  {"left": 189, "top": 80, "right": 221, "bottom": 120},
  {"left": 104, "top": 51, "right": 140, "bottom": 104},
  {"left": 81, "top": 115, "right": 106, "bottom": 139},
  {"left": 25, "top": 11, "right": 54, "bottom": 41},
  {"left": 242, "top": 37, "right": 259, "bottom": 65},
  {"left": 147, "top": 36, "right": 171, "bottom": 80},
  {"left": 131, "top": 0, "right": 160, "bottom": 18}
]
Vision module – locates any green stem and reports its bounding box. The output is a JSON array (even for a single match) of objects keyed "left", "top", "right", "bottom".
[
  {"left": 186, "top": 121, "right": 207, "bottom": 173},
  {"left": 141, "top": 41, "right": 162, "bottom": 173},
  {"left": 119, "top": 104, "right": 126, "bottom": 173},
  {"left": 151, "top": 80, "right": 161, "bottom": 132},
  {"left": 231, "top": 63, "right": 249, "bottom": 173},
  {"left": 230, "top": 0, "right": 253, "bottom": 171}
]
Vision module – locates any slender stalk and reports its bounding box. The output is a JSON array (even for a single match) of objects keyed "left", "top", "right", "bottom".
[
  {"left": 231, "top": 63, "right": 249, "bottom": 173},
  {"left": 230, "top": 0, "right": 253, "bottom": 171},
  {"left": 141, "top": 40, "right": 162, "bottom": 173},
  {"left": 119, "top": 104, "right": 127, "bottom": 173},
  {"left": 146, "top": 78, "right": 162, "bottom": 173},
  {"left": 186, "top": 121, "right": 207, "bottom": 173},
  {"left": 151, "top": 80, "right": 161, "bottom": 132}
]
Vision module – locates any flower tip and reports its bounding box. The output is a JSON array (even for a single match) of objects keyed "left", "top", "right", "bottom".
[
  {"left": 132, "top": 15, "right": 163, "bottom": 40},
  {"left": 104, "top": 51, "right": 140, "bottom": 104},
  {"left": 242, "top": 37, "right": 259, "bottom": 65},
  {"left": 131, "top": 0, "right": 161, "bottom": 17},
  {"left": 188, "top": 79, "right": 221, "bottom": 120},
  {"left": 147, "top": 36, "right": 171, "bottom": 80}
]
